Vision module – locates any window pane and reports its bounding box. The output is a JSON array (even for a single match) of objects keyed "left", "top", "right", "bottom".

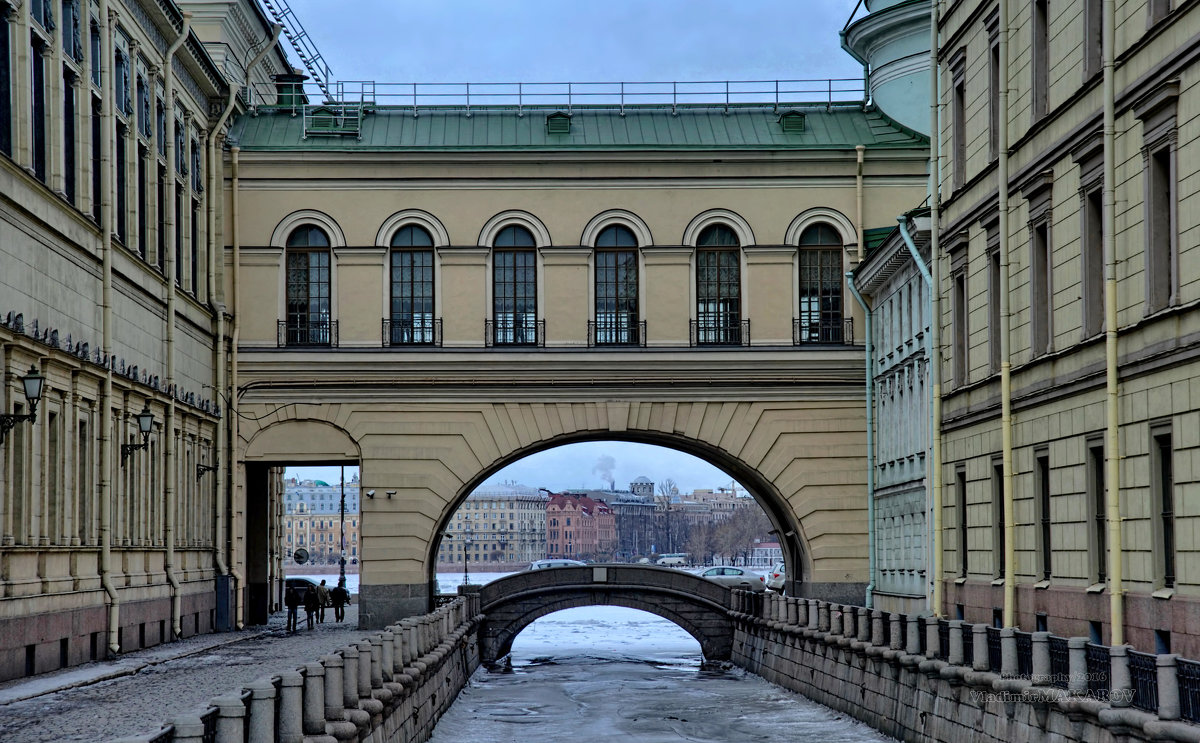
[{"left": 696, "top": 248, "right": 740, "bottom": 344}]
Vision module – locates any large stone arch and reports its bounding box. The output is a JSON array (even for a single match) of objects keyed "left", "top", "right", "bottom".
[
  {"left": 477, "top": 565, "right": 734, "bottom": 663},
  {"left": 428, "top": 428, "right": 812, "bottom": 594},
  {"left": 233, "top": 385, "right": 867, "bottom": 628}
]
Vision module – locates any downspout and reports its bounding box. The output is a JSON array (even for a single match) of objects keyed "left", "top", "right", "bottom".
[
  {"left": 1102, "top": 0, "right": 1123, "bottom": 645},
  {"left": 846, "top": 274, "right": 874, "bottom": 608},
  {"left": 229, "top": 144, "right": 245, "bottom": 629},
  {"left": 163, "top": 12, "right": 191, "bottom": 640},
  {"left": 856, "top": 145, "right": 865, "bottom": 261},
  {"left": 998, "top": 0, "right": 1017, "bottom": 628},
  {"left": 97, "top": 0, "right": 120, "bottom": 658},
  {"left": 207, "top": 25, "right": 279, "bottom": 589},
  {"left": 926, "top": 0, "right": 944, "bottom": 617},
  {"left": 898, "top": 216, "right": 936, "bottom": 616}
]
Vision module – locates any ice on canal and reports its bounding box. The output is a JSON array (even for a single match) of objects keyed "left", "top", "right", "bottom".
[{"left": 428, "top": 604, "right": 898, "bottom": 743}]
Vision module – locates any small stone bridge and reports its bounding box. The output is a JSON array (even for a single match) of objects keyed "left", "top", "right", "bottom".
[{"left": 477, "top": 564, "right": 735, "bottom": 664}]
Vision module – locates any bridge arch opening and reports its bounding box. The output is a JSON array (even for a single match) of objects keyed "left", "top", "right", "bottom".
[
  {"left": 508, "top": 605, "right": 702, "bottom": 664},
  {"left": 430, "top": 436, "right": 807, "bottom": 597}
]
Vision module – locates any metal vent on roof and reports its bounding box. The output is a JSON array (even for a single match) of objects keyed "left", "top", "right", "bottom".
[
  {"left": 546, "top": 111, "right": 571, "bottom": 134},
  {"left": 779, "top": 110, "right": 806, "bottom": 132}
]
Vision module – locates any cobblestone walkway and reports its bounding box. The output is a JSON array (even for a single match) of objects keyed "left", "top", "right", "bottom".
[{"left": 0, "top": 606, "right": 365, "bottom": 743}]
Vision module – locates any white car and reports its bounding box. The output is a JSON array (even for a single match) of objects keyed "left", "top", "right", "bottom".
[
  {"left": 766, "top": 561, "right": 786, "bottom": 592},
  {"left": 699, "top": 566, "right": 766, "bottom": 592},
  {"left": 527, "top": 559, "right": 587, "bottom": 570}
]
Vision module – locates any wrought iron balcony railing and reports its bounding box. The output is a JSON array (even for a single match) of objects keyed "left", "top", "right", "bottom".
[
  {"left": 278, "top": 320, "right": 338, "bottom": 348},
  {"left": 382, "top": 317, "right": 442, "bottom": 347},
  {"left": 588, "top": 319, "right": 646, "bottom": 347},
  {"left": 485, "top": 318, "right": 545, "bottom": 347},
  {"left": 690, "top": 319, "right": 750, "bottom": 347},
  {"left": 793, "top": 316, "right": 853, "bottom": 345}
]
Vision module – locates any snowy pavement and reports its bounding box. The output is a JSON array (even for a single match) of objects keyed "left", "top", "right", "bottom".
[{"left": 0, "top": 605, "right": 364, "bottom": 743}]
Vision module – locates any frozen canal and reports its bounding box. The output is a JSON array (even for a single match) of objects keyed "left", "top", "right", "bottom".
[{"left": 429, "top": 576, "right": 897, "bottom": 743}]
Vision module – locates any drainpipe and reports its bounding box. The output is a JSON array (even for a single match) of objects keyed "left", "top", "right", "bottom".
[
  {"left": 163, "top": 12, "right": 191, "bottom": 640},
  {"left": 97, "top": 0, "right": 120, "bottom": 658},
  {"left": 926, "top": 0, "right": 944, "bottom": 617},
  {"left": 846, "top": 274, "right": 875, "bottom": 608},
  {"left": 229, "top": 144, "right": 245, "bottom": 629},
  {"left": 207, "top": 25, "right": 280, "bottom": 591},
  {"left": 898, "top": 216, "right": 938, "bottom": 616},
  {"left": 856, "top": 144, "right": 865, "bottom": 261},
  {"left": 1102, "top": 0, "right": 1123, "bottom": 646},
  {"left": 997, "top": 0, "right": 1016, "bottom": 629}
]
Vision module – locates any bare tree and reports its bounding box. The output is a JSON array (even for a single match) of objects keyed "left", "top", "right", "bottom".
[{"left": 658, "top": 478, "right": 678, "bottom": 496}]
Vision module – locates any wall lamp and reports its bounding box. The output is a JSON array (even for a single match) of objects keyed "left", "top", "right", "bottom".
[
  {"left": 120, "top": 403, "right": 155, "bottom": 466},
  {"left": 365, "top": 490, "right": 375, "bottom": 499},
  {"left": 197, "top": 458, "right": 218, "bottom": 480},
  {"left": 0, "top": 365, "right": 45, "bottom": 445},
  {"left": 386, "top": 490, "right": 396, "bottom": 499}
]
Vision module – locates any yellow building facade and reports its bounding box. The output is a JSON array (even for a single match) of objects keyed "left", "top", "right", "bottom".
[{"left": 936, "top": 0, "right": 1200, "bottom": 655}]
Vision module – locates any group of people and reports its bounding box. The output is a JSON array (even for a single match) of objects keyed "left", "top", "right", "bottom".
[{"left": 284, "top": 578, "right": 350, "bottom": 632}]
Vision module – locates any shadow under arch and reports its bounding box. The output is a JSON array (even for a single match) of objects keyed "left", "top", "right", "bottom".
[{"left": 428, "top": 429, "right": 810, "bottom": 597}]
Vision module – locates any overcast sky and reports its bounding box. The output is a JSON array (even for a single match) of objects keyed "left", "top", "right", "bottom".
[
  {"left": 279, "top": 2, "right": 863, "bottom": 495},
  {"left": 286, "top": 441, "right": 740, "bottom": 495},
  {"left": 282, "top": 1, "right": 865, "bottom": 85}
]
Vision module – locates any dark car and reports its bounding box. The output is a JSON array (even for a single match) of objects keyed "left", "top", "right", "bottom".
[{"left": 285, "top": 577, "right": 320, "bottom": 594}]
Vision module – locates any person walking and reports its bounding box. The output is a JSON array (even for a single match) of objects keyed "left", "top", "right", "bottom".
[
  {"left": 330, "top": 581, "right": 349, "bottom": 623},
  {"left": 284, "top": 586, "right": 300, "bottom": 633},
  {"left": 303, "top": 586, "right": 318, "bottom": 630},
  {"left": 316, "top": 579, "right": 330, "bottom": 623}
]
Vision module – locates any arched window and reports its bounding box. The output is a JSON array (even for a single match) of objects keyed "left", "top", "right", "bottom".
[
  {"left": 695, "top": 224, "right": 742, "bottom": 345},
  {"left": 797, "top": 223, "right": 845, "bottom": 343},
  {"left": 285, "top": 226, "right": 332, "bottom": 346},
  {"left": 388, "top": 224, "right": 436, "bottom": 345},
  {"left": 492, "top": 225, "right": 538, "bottom": 345},
  {"left": 594, "top": 225, "right": 640, "bottom": 346}
]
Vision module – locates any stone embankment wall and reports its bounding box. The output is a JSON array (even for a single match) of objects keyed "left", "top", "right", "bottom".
[
  {"left": 730, "top": 591, "right": 1200, "bottom": 743},
  {"left": 111, "top": 594, "right": 481, "bottom": 743}
]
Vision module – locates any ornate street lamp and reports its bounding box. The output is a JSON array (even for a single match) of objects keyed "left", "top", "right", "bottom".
[
  {"left": 120, "top": 403, "right": 155, "bottom": 465},
  {"left": 0, "top": 365, "right": 45, "bottom": 445},
  {"left": 462, "top": 525, "right": 473, "bottom": 586}
]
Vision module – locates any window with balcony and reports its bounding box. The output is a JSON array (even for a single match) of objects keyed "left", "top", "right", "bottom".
[
  {"left": 284, "top": 226, "right": 333, "bottom": 346},
  {"left": 1032, "top": 0, "right": 1049, "bottom": 121},
  {"left": 491, "top": 225, "right": 539, "bottom": 346},
  {"left": 796, "top": 223, "right": 845, "bottom": 344},
  {"left": 593, "top": 224, "right": 641, "bottom": 346},
  {"left": 694, "top": 224, "right": 742, "bottom": 345},
  {"left": 388, "top": 224, "right": 437, "bottom": 345}
]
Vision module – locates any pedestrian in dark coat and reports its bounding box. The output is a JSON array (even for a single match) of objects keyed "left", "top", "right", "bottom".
[
  {"left": 330, "top": 583, "right": 349, "bottom": 623},
  {"left": 284, "top": 586, "right": 300, "bottom": 633},
  {"left": 303, "top": 586, "right": 319, "bottom": 630}
]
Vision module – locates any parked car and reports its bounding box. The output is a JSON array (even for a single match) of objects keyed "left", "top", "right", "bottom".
[
  {"left": 526, "top": 559, "right": 588, "bottom": 570},
  {"left": 766, "top": 561, "right": 786, "bottom": 592},
  {"left": 699, "top": 566, "right": 766, "bottom": 592},
  {"left": 285, "top": 576, "right": 320, "bottom": 595}
]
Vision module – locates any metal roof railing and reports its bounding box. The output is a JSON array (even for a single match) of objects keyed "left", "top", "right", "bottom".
[{"left": 256, "top": 77, "right": 867, "bottom": 116}]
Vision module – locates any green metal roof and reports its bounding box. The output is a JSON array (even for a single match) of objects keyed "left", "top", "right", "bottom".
[
  {"left": 229, "top": 104, "right": 928, "bottom": 152},
  {"left": 863, "top": 226, "right": 896, "bottom": 255}
]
